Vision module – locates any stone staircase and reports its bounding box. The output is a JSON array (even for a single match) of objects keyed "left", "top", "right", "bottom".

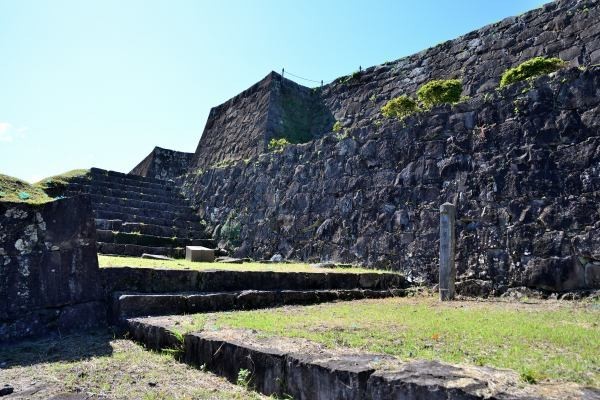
[
  {"left": 64, "top": 168, "right": 214, "bottom": 258},
  {"left": 101, "top": 267, "right": 409, "bottom": 321}
]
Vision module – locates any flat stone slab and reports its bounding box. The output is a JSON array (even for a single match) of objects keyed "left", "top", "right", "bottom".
[
  {"left": 125, "top": 320, "right": 599, "bottom": 400},
  {"left": 185, "top": 246, "right": 215, "bottom": 262},
  {"left": 141, "top": 253, "right": 174, "bottom": 260}
]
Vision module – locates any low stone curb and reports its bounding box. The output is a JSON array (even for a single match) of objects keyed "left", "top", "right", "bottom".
[{"left": 126, "top": 319, "right": 600, "bottom": 400}]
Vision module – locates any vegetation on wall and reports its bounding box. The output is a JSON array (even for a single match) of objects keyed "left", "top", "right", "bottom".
[
  {"left": 499, "top": 57, "right": 567, "bottom": 88},
  {"left": 332, "top": 121, "right": 343, "bottom": 132},
  {"left": 381, "top": 95, "right": 420, "bottom": 120},
  {"left": 268, "top": 137, "right": 290, "bottom": 151},
  {"left": 416, "top": 79, "right": 463, "bottom": 108}
]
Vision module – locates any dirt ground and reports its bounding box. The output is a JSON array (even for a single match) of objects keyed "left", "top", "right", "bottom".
[{"left": 0, "top": 329, "right": 265, "bottom": 400}]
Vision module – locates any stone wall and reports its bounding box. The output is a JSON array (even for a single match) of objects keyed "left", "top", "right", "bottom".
[
  {"left": 191, "top": 72, "right": 333, "bottom": 171},
  {"left": 0, "top": 196, "right": 105, "bottom": 341},
  {"left": 182, "top": 67, "right": 600, "bottom": 293},
  {"left": 181, "top": 0, "right": 600, "bottom": 172},
  {"left": 320, "top": 0, "right": 600, "bottom": 131},
  {"left": 130, "top": 146, "right": 194, "bottom": 181}
]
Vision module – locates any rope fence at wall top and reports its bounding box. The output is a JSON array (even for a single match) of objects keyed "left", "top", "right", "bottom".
[{"left": 281, "top": 68, "right": 337, "bottom": 86}]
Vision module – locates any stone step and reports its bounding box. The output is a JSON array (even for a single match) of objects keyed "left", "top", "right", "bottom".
[
  {"left": 101, "top": 267, "right": 409, "bottom": 294},
  {"left": 96, "top": 219, "right": 207, "bottom": 239},
  {"left": 98, "top": 242, "right": 186, "bottom": 258},
  {"left": 89, "top": 167, "right": 177, "bottom": 190},
  {"left": 67, "top": 178, "right": 183, "bottom": 200},
  {"left": 93, "top": 202, "right": 201, "bottom": 222},
  {"left": 87, "top": 193, "right": 195, "bottom": 214},
  {"left": 95, "top": 209, "right": 202, "bottom": 229},
  {"left": 97, "top": 230, "right": 215, "bottom": 248},
  {"left": 64, "top": 184, "right": 188, "bottom": 206},
  {"left": 114, "top": 289, "right": 406, "bottom": 319}
]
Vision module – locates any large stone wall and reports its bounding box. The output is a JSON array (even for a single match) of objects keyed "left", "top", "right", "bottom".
[
  {"left": 191, "top": 72, "right": 333, "bottom": 171},
  {"left": 179, "top": 0, "right": 600, "bottom": 173},
  {"left": 0, "top": 196, "right": 105, "bottom": 341},
  {"left": 182, "top": 67, "right": 600, "bottom": 293},
  {"left": 320, "top": 0, "right": 600, "bottom": 131},
  {"left": 130, "top": 146, "right": 194, "bottom": 181}
]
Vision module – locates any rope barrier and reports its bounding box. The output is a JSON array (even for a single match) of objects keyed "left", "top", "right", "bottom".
[{"left": 282, "top": 68, "right": 338, "bottom": 86}]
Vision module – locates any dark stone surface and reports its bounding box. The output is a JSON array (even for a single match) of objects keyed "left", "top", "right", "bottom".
[
  {"left": 130, "top": 146, "right": 194, "bottom": 181},
  {"left": 101, "top": 267, "right": 408, "bottom": 294},
  {"left": 112, "top": 289, "right": 407, "bottom": 320},
  {"left": 190, "top": 72, "right": 334, "bottom": 171},
  {"left": 183, "top": 66, "right": 600, "bottom": 292},
  {"left": 0, "top": 196, "right": 105, "bottom": 342}
]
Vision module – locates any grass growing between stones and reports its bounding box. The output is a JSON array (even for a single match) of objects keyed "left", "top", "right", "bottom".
[
  {"left": 183, "top": 296, "right": 600, "bottom": 386},
  {"left": 98, "top": 255, "right": 385, "bottom": 274},
  {"left": 0, "top": 329, "right": 266, "bottom": 399}
]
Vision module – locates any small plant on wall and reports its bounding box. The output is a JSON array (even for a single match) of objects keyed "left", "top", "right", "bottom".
[
  {"left": 499, "top": 57, "right": 567, "bottom": 88},
  {"left": 416, "top": 79, "right": 462, "bottom": 108},
  {"left": 268, "top": 137, "right": 290, "bottom": 152},
  {"left": 332, "top": 121, "right": 343, "bottom": 132},
  {"left": 380, "top": 95, "right": 420, "bottom": 120}
]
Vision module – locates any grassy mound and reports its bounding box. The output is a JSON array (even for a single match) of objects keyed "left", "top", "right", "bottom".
[
  {"left": 0, "top": 174, "right": 52, "bottom": 204},
  {"left": 34, "top": 168, "right": 89, "bottom": 197}
]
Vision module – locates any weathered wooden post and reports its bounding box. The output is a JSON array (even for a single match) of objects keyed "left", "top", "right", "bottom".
[{"left": 439, "top": 202, "right": 456, "bottom": 301}]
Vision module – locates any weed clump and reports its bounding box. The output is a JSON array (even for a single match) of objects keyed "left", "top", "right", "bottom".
[
  {"left": 499, "top": 57, "right": 567, "bottom": 88},
  {"left": 268, "top": 137, "right": 290, "bottom": 152},
  {"left": 332, "top": 121, "right": 343, "bottom": 132},
  {"left": 380, "top": 95, "right": 420, "bottom": 120},
  {"left": 416, "top": 79, "right": 462, "bottom": 108}
]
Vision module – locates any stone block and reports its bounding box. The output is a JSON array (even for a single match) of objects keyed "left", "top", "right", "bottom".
[
  {"left": 585, "top": 263, "right": 600, "bottom": 288},
  {"left": 185, "top": 246, "right": 215, "bottom": 262}
]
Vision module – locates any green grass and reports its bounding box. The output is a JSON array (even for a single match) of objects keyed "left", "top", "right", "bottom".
[
  {"left": 0, "top": 330, "right": 265, "bottom": 399},
  {"left": 182, "top": 297, "right": 600, "bottom": 386},
  {"left": 0, "top": 169, "right": 89, "bottom": 204},
  {"left": 98, "top": 255, "right": 385, "bottom": 274},
  {"left": 0, "top": 173, "right": 53, "bottom": 204},
  {"left": 34, "top": 168, "right": 90, "bottom": 195}
]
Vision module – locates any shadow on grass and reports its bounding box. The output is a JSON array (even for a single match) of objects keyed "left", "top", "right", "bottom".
[{"left": 0, "top": 328, "right": 114, "bottom": 368}]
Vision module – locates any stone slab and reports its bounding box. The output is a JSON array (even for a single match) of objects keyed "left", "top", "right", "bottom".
[{"left": 185, "top": 246, "right": 215, "bottom": 262}]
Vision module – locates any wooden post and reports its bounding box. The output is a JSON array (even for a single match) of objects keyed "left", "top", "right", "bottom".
[{"left": 439, "top": 203, "right": 456, "bottom": 301}]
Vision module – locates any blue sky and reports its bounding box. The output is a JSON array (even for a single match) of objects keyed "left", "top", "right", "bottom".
[{"left": 1, "top": 0, "right": 547, "bottom": 183}]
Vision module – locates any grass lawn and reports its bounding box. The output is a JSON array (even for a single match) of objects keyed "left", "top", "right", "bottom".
[
  {"left": 98, "top": 255, "right": 385, "bottom": 274},
  {"left": 179, "top": 296, "right": 600, "bottom": 386},
  {"left": 0, "top": 329, "right": 265, "bottom": 400}
]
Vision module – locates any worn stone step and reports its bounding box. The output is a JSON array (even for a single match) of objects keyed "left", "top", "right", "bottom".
[
  {"left": 94, "top": 202, "right": 201, "bottom": 222},
  {"left": 87, "top": 193, "right": 195, "bottom": 214},
  {"left": 101, "top": 267, "right": 409, "bottom": 294},
  {"left": 114, "top": 289, "right": 406, "bottom": 319},
  {"left": 98, "top": 242, "right": 186, "bottom": 258},
  {"left": 65, "top": 184, "right": 188, "bottom": 206},
  {"left": 95, "top": 209, "right": 202, "bottom": 229},
  {"left": 116, "top": 221, "right": 208, "bottom": 239},
  {"left": 68, "top": 177, "right": 182, "bottom": 199},
  {"left": 97, "top": 230, "right": 215, "bottom": 248},
  {"left": 90, "top": 167, "right": 177, "bottom": 189}
]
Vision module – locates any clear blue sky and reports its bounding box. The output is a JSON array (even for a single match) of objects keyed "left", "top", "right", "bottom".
[{"left": 1, "top": 0, "right": 547, "bottom": 183}]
